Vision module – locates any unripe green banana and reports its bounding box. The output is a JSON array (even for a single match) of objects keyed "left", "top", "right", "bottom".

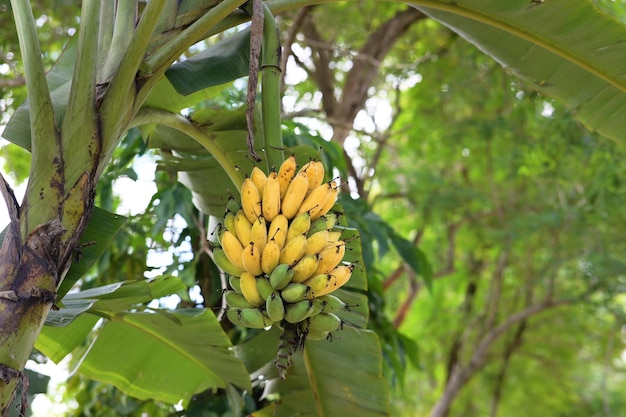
[
  {"left": 285, "top": 300, "right": 315, "bottom": 324},
  {"left": 266, "top": 291, "right": 286, "bottom": 322},
  {"left": 308, "top": 216, "right": 330, "bottom": 236},
  {"left": 308, "top": 312, "right": 341, "bottom": 333},
  {"left": 213, "top": 247, "right": 244, "bottom": 277},
  {"left": 256, "top": 277, "right": 274, "bottom": 301},
  {"left": 224, "top": 290, "right": 255, "bottom": 309},
  {"left": 225, "top": 308, "right": 247, "bottom": 327},
  {"left": 239, "top": 308, "right": 273, "bottom": 328},
  {"left": 226, "top": 196, "right": 241, "bottom": 214},
  {"left": 317, "top": 294, "right": 348, "bottom": 314},
  {"left": 310, "top": 297, "right": 326, "bottom": 317},
  {"left": 280, "top": 282, "right": 310, "bottom": 303},
  {"left": 305, "top": 329, "right": 329, "bottom": 341},
  {"left": 269, "top": 263, "right": 295, "bottom": 290},
  {"left": 229, "top": 275, "right": 242, "bottom": 293}
]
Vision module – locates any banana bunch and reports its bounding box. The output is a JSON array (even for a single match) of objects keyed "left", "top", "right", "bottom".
[{"left": 214, "top": 156, "right": 352, "bottom": 341}]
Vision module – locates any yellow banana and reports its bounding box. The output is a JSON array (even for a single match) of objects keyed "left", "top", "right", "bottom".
[
  {"left": 240, "top": 271, "right": 264, "bottom": 307},
  {"left": 222, "top": 231, "right": 245, "bottom": 271},
  {"left": 298, "top": 160, "right": 325, "bottom": 194},
  {"left": 261, "top": 238, "right": 281, "bottom": 275},
  {"left": 251, "top": 216, "right": 268, "bottom": 252},
  {"left": 304, "top": 273, "right": 335, "bottom": 299},
  {"left": 213, "top": 247, "right": 244, "bottom": 277},
  {"left": 224, "top": 290, "right": 255, "bottom": 309},
  {"left": 329, "top": 264, "right": 353, "bottom": 291},
  {"left": 266, "top": 291, "right": 286, "bottom": 322},
  {"left": 291, "top": 254, "right": 319, "bottom": 283},
  {"left": 314, "top": 241, "right": 346, "bottom": 275},
  {"left": 224, "top": 210, "right": 236, "bottom": 236},
  {"left": 234, "top": 209, "right": 253, "bottom": 246},
  {"left": 269, "top": 263, "right": 295, "bottom": 290},
  {"left": 250, "top": 166, "right": 268, "bottom": 196},
  {"left": 242, "top": 242, "right": 263, "bottom": 276},
  {"left": 280, "top": 170, "right": 309, "bottom": 219},
  {"left": 296, "top": 181, "right": 335, "bottom": 217},
  {"left": 309, "top": 182, "right": 338, "bottom": 221},
  {"left": 277, "top": 155, "right": 297, "bottom": 199},
  {"left": 279, "top": 234, "right": 307, "bottom": 266},
  {"left": 241, "top": 178, "right": 262, "bottom": 223},
  {"left": 328, "top": 230, "right": 342, "bottom": 243},
  {"left": 284, "top": 299, "right": 315, "bottom": 324},
  {"left": 305, "top": 230, "right": 330, "bottom": 256},
  {"left": 262, "top": 171, "right": 281, "bottom": 221},
  {"left": 286, "top": 212, "right": 311, "bottom": 242},
  {"left": 268, "top": 214, "right": 288, "bottom": 250}
]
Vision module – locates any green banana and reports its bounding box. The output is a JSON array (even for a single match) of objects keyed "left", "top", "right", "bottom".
[
  {"left": 266, "top": 291, "right": 286, "bottom": 322},
  {"left": 285, "top": 300, "right": 315, "bottom": 324},
  {"left": 226, "top": 196, "right": 241, "bottom": 213},
  {"left": 224, "top": 290, "right": 255, "bottom": 309},
  {"left": 317, "top": 294, "right": 348, "bottom": 314},
  {"left": 280, "top": 282, "right": 310, "bottom": 303},
  {"left": 305, "top": 329, "right": 330, "bottom": 341},
  {"left": 213, "top": 247, "right": 244, "bottom": 277},
  {"left": 256, "top": 277, "right": 275, "bottom": 300},
  {"left": 239, "top": 308, "right": 273, "bottom": 328},
  {"left": 308, "top": 312, "right": 341, "bottom": 333},
  {"left": 308, "top": 215, "right": 330, "bottom": 236},
  {"left": 269, "top": 263, "right": 295, "bottom": 290},
  {"left": 311, "top": 297, "right": 326, "bottom": 317},
  {"left": 229, "top": 275, "right": 242, "bottom": 293}
]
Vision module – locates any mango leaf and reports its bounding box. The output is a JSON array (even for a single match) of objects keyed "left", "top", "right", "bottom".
[
  {"left": 410, "top": 0, "right": 626, "bottom": 145},
  {"left": 256, "top": 328, "right": 389, "bottom": 417},
  {"left": 166, "top": 27, "right": 251, "bottom": 96},
  {"left": 78, "top": 309, "right": 251, "bottom": 406}
]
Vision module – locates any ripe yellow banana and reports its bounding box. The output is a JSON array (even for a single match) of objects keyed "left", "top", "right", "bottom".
[
  {"left": 261, "top": 238, "right": 281, "bottom": 275},
  {"left": 296, "top": 181, "right": 335, "bottom": 217},
  {"left": 314, "top": 241, "right": 346, "bottom": 275},
  {"left": 213, "top": 247, "right": 244, "bottom": 277},
  {"left": 329, "top": 264, "right": 353, "bottom": 290},
  {"left": 279, "top": 234, "right": 307, "bottom": 266},
  {"left": 251, "top": 216, "right": 268, "bottom": 252},
  {"left": 305, "top": 230, "right": 330, "bottom": 256},
  {"left": 281, "top": 170, "right": 309, "bottom": 219},
  {"left": 309, "top": 182, "right": 338, "bottom": 221},
  {"left": 268, "top": 214, "right": 288, "bottom": 249},
  {"left": 286, "top": 212, "right": 311, "bottom": 242},
  {"left": 304, "top": 273, "right": 335, "bottom": 299},
  {"left": 284, "top": 299, "right": 315, "bottom": 324},
  {"left": 224, "top": 211, "right": 237, "bottom": 237},
  {"left": 277, "top": 155, "right": 297, "bottom": 199},
  {"left": 222, "top": 231, "right": 245, "bottom": 271},
  {"left": 241, "top": 178, "right": 262, "bottom": 223},
  {"left": 262, "top": 171, "right": 281, "bottom": 221},
  {"left": 266, "top": 291, "right": 286, "bottom": 322},
  {"left": 242, "top": 242, "right": 263, "bottom": 276},
  {"left": 234, "top": 209, "right": 253, "bottom": 246},
  {"left": 291, "top": 254, "right": 319, "bottom": 283},
  {"left": 250, "top": 166, "right": 268, "bottom": 196},
  {"left": 298, "top": 160, "right": 325, "bottom": 194},
  {"left": 328, "top": 230, "right": 342, "bottom": 243},
  {"left": 240, "top": 271, "right": 264, "bottom": 307}
]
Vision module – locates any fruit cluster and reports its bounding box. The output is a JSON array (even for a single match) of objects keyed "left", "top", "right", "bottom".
[{"left": 213, "top": 156, "right": 352, "bottom": 340}]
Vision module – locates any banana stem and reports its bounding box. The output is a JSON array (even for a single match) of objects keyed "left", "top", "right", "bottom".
[
  {"left": 130, "top": 108, "right": 244, "bottom": 191},
  {"left": 260, "top": 3, "right": 284, "bottom": 170}
]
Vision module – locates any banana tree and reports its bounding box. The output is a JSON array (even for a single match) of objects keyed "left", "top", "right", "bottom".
[{"left": 1, "top": 0, "right": 626, "bottom": 416}]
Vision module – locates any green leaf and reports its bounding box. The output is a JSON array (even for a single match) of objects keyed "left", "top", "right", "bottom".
[
  {"left": 57, "top": 207, "right": 127, "bottom": 299},
  {"left": 36, "top": 314, "right": 101, "bottom": 363},
  {"left": 78, "top": 309, "right": 251, "bottom": 406},
  {"left": 166, "top": 27, "right": 251, "bottom": 96},
  {"left": 389, "top": 231, "right": 433, "bottom": 290},
  {"left": 263, "top": 328, "right": 390, "bottom": 416},
  {"left": 410, "top": 0, "right": 626, "bottom": 144}
]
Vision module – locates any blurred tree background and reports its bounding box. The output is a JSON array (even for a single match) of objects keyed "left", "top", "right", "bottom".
[{"left": 1, "top": 1, "right": 625, "bottom": 416}]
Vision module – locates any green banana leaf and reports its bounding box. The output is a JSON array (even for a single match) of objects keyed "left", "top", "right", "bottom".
[{"left": 409, "top": 0, "right": 626, "bottom": 144}]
